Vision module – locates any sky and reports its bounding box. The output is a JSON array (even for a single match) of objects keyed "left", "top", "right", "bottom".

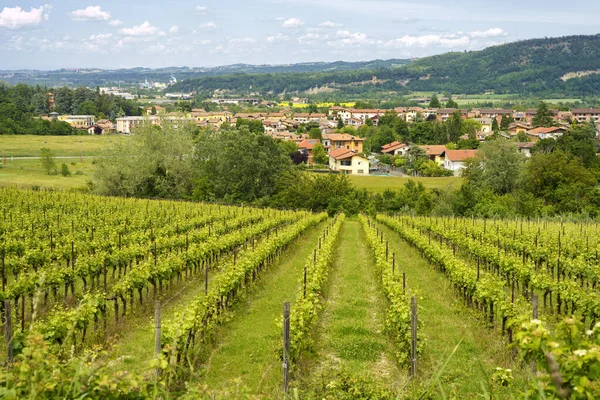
[{"left": 0, "top": 0, "right": 599, "bottom": 70}]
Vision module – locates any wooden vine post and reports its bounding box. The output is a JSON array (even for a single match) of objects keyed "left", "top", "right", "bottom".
[
  {"left": 282, "top": 301, "right": 291, "bottom": 394},
  {"left": 410, "top": 296, "right": 418, "bottom": 378},
  {"left": 154, "top": 301, "right": 162, "bottom": 379},
  {"left": 5, "top": 300, "right": 12, "bottom": 362}
]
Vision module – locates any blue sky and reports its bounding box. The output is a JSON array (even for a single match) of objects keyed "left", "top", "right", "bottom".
[{"left": 0, "top": 0, "right": 599, "bottom": 70}]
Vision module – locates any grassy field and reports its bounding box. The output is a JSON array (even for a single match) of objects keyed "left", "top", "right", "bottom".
[
  {"left": 377, "top": 222, "right": 529, "bottom": 398},
  {"left": 298, "top": 219, "right": 403, "bottom": 392},
  {"left": 0, "top": 134, "right": 124, "bottom": 157},
  {"left": 349, "top": 175, "right": 463, "bottom": 193},
  {"left": 0, "top": 158, "right": 93, "bottom": 190}
]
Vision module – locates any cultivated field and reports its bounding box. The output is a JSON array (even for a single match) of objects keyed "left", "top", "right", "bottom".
[
  {"left": 349, "top": 174, "right": 463, "bottom": 192},
  {"left": 2, "top": 188, "right": 595, "bottom": 398},
  {"left": 0, "top": 134, "right": 123, "bottom": 157}
]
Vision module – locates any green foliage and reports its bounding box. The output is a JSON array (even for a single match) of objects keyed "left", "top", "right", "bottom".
[
  {"left": 235, "top": 118, "right": 264, "bottom": 134},
  {"left": 532, "top": 101, "right": 555, "bottom": 128},
  {"left": 60, "top": 162, "right": 71, "bottom": 177},
  {"left": 429, "top": 95, "right": 441, "bottom": 108},
  {"left": 308, "top": 127, "right": 322, "bottom": 140},
  {"left": 194, "top": 127, "right": 291, "bottom": 202},
  {"left": 312, "top": 142, "right": 328, "bottom": 164},
  {"left": 40, "top": 147, "right": 57, "bottom": 175},
  {"left": 515, "top": 318, "right": 600, "bottom": 399},
  {"left": 93, "top": 121, "right": 198, "bottom": 198},
  {"left": 445, "top": 96, "right": 459, "bottom": 109}
]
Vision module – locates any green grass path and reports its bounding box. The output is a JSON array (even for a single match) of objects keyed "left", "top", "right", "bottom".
[
  {"left": 199, "top": 220, "right": 328, "bottom": 394},
  {"left": 378, "top": 222, "right": 529, "bottom": 398},
  {"left": 301, "top": 219, "right": 402, "bottom": 389}
]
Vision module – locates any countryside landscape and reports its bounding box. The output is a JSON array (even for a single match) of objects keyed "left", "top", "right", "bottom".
[{"left": 1, "top": 1, "right": 600, "bottom": 399}]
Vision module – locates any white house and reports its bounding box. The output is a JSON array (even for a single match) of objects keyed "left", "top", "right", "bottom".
[
  {"left": 116, "top": 116, "right": 160, "bottom": 134},
  {"left": 328, "top": 148, "right": 370, "bottom": 175},
  {"left": 441, "top": 149, "right": 478, "bottom": 175},
  {"left": 472, "top": 118, "right": 493, "bottom": 133},
  {"left": 515, "top": 142, "right": 534, "bottom": 158},
  {"left": 381, "top": 141, "right": 410, "bottom": 156}
]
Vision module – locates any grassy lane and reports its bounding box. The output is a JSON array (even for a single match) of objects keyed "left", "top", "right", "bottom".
[
  {"left": 299, "top": 219, "right": 402, "bottom": 391},
  {"left": 198, "top": 220, "right": 328, "bottom": 395},
  {"left": 0, "top": 134, "right": 123, "bottom": 157},
  {"left": 378, "top": 222, "right": 529, "bottom": 398}
]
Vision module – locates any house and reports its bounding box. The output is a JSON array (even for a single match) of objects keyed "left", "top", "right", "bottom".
[
  {"left": 145, "top": 105, "right": 165, "bottom": 115},
  {"left": 210, "top": 98, "right": 260, "bottom": 106},
  {"left": 88, "top": 119, "right": 115, "bottom": 135},
  {"left": 419, "top": 145, "right": 448, "bottom": 166},
  {"left": 61, "top": 115, "right": 96, "bottom": 127},
  {"left": 515, "top": 142, "right": 534, "bottom": 158},
  {"left": 479, "top": 109, "right": 512, "bottom": 124},
  {"left": 459, "top": 131, "right": 493, "bottom": 141},
  {"left": 328, "top": 148, "right": 370, "bottom": 175},
  {"left": 572, "top": 108, "right": 600, "bottom": 123},
  {"left": 322, "top": 133, "right": 364, "bottom": 152},
  {"left": 436, "top": 108, "right": 458, "bottom": 123},
  {"left": 507, "top": 122, "right": 532, "bottom": 136},
  {"left": 116, "top": 116, "right": 160, "bottom": 134},
  {"left": 526, "top": 126, "right": 567, "bottom": 142},
  {"left": 381, "top": 141, "right": 410, "bottom": 156},
  {"left": 472, "top": 118, "right": 493, "bottom": 133},
  {"left": 441, "top": 150, "right": 478, "bottom": 175},
  {"left": 298, "top": 138, "right": 321, "bottom": 164}
]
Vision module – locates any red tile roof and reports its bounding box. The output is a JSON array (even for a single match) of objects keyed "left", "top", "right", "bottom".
[
  {"left": 298, "top": 139, "right": 320, "bottom": 150},
  {"left": 381, "top": 141, "right": 408, "bottom": 153},
  {"left": 442, "top": 149, "right": 478, "bottom": 162},
  {"left": 419, "top": 145, "right": 448, "bottom": 156},
  {"left": 328, "top": 148, "right": 364, "bottom": 160}
]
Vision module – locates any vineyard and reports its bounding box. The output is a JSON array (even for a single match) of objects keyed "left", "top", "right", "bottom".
[{"left": 0, "top": 188, "right": 598, "bottom": 399}]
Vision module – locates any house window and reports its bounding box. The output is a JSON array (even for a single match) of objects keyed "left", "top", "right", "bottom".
[
  {"left": 340, "top": 160, "right": 351, "bottom": 166},
  {"left": 357, "top": 170, "right": 364, "bottom": 174}
]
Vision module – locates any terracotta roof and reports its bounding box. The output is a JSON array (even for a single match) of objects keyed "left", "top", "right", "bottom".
[
  {"left": 442, "top": 149, "right": 478, "bottom": 162},
  {"left": 515, "top": 142, "right": 535, "bottom": 149},
  {"left": 527, "top": 126, "right": 566, "bottom": 135},
  {"left": 298, "top": 139, "right": 320, "bottom": 150},
  {"left": 328, "top": 148, "right": 365, "bottom": 160},
  {"left": 572, "top": 108, "right": 600, "bottom": 114},
  {"left": 419, "top": 145, "right": 448, "bottom": 156},
  {"left": 479, "top": 109, "right": 512, "bottom": 114},
  {"left": 323, "top": 133, "right": 365, "bottom": 142},
  {"left": 381, "top": 141, "right": 408, "bottom": 153}
]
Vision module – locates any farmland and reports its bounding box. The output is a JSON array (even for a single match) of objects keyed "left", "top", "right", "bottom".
[{"left": 1, "top": 188, "right": 598, "bottom": 398}]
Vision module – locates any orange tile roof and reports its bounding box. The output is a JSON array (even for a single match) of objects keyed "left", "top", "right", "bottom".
[
  {"left": 323, "top": 133, "right": 365, "bottom": 142},
  {"left": 381, "top": 141, "right": 408, "bottom": 153},
  {"left": 298, "top": 139, "right": 320, "bottom": 150},
  {"left": 442, "top": 149, "right": 478, "bottom": 161},
  {"left": 419, "top": 145, "right": 448, "bottom": 156},
  {"left": 328, "top": 148, "right": 358, "bottom": 160}
]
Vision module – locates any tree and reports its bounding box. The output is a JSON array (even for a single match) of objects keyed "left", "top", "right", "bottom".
[
  {"left": 492, "top": 118, "right": 499, "bottom": 133},
  {"left": 93, "top": 122, "right": 197, "bottom": 198},
  {"left": 500, "top": 114, "right": 514, "bottom": 130},
  {"left": 307, "top": 103, "right": 318, "bottom": 113},
  {"left": 446, "top": 111, "right": 463, "bottom": 142},
  {"left": 60, "top": 163, "right": 71, "bottom": 177},
  {"left": 151, "top": 106, "right": 157, "bottom": 115},
  {"left": 445, "top": 96, "right": 458, "bottom": 109},
  {"left": 193, "top": 127, "right": 292, "bottom": 202},
  {"left": 312, "top": 142, "right": 328, "bottom": 164},
  {"left": 78, "top": 100, "right": 97, "bottom": 116},
  {"left": 429, "top": 95, "right": 441, "bottom": 109},
  {"left": 32, "top": 92, "right": 49, "bottom": 115},
  {"left": 236, "top": 118, "right": 264, "bottom": 134},
  {"left": 308, "top": 127, "right": 322, "bottom": 140},
  {"left": 462, "top": 140, "right": 525, "bottom": 195},
  {"left": 516, "top": 131, "right": 528, "bottom": 142},
  {"left": 40, "top": 147, "right": 57, "bottom": 175},
  {"left": 532, "top": 101, "right": 554, "bottom": 128},
  {"left": 337, "top": 118, "right": 345, "bottom": 129}
]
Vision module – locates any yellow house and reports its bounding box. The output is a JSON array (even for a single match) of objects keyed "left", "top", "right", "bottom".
[
  {"left": 59, "top": 115, "right": 96, "bottom": 127},
  {"left": 322, "top": 133, "right": 364, "bottom": 153}
]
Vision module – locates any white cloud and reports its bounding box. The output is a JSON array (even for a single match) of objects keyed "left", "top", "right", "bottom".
[
  {"left": 267, "top": 33, "right": 290, "bottom": 43},
  {"left": 0, "top": 5, "right": 50, "bottom": 29},
  {"left": 69, "top": 6, "right": 111, "bottom": 22},
  {"left": 298, "top": 33, "right": 322, "bottom": 43},
  {"left": 109, "top": 19, "right": 123, "bottom": 27},
  {"left": 195, "top": 6, "right": 208, "bottom": 14},
  {"left": 381, "top": 34, "right": 471, "bottom": 48},
  {"left": 196, "top": 21, "right": 217, "bottom": 30},
  {"left": 230, "top": 37, "right": 256, "bottom": 45},
  {"left": 320, "top": 21, "right": 343, "bottom": 28},
  {"left": 282, "top": 18, "right": 303, "bottom": 28},
  {"left": 169, "top": 25, "right": 179, "bottom": 34},
  {"left": 335, "top": 30, "right": 370, "bottom": 45},
  {"left": 469, "top": 28, "right": 506, "bottom": 38},
  {"left": 121, "top": 21, "right": 158, "bottom": 36}
]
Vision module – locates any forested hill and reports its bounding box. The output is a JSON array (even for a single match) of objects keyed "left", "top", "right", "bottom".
[
  {"left": 171, "top": 34, "right": 600, "bottom": 97},
  {"left": 0, "top": 59, "right": 410, "bottom": 87}
]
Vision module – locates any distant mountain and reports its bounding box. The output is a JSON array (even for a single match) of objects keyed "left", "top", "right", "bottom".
[
  {"left": 170, "top": 34, "right": 600, "bottom": 98},
  {"left": 0, "top": 59, "right": 411, "bottom": 87}
]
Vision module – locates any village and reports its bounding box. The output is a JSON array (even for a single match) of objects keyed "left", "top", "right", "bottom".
[{"left": 40, "top": 102, "right": 600, "bottom": 177}]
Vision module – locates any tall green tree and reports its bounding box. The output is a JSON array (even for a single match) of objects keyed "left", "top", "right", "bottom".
[
  {"left": 312, "top": 142, "right": 328, "bottom": 164},
  {"left": 532, "top": 101, "right": 554, "bottom": 128},
  {"left": 492, "top": 118, "right": 499, "bottom": 133},
  {"left": 445, "top": 96, "right": 458, "bottom": 109},
  {"left": 429, "top": 95, "right": 441, "bottom": 109},
  {"left": 40, "top": 147, "right": 57, "bottom": 175}
]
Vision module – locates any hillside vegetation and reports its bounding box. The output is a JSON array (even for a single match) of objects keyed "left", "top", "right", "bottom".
[{"left": 171, "top": 34, "right": 600, "bottom": 97}]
